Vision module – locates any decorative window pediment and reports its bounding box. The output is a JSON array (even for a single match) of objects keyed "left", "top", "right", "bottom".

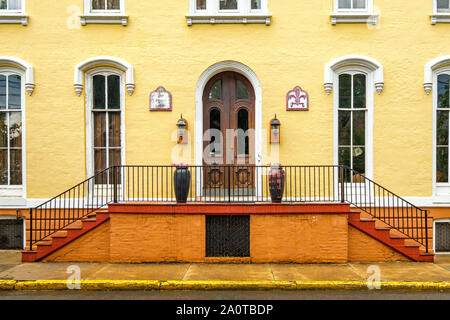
[
  {"left": 187, "top": 0, "right": 271, "bottom": 26},
  {"left": 0, "top": 57, "right": 34, "bottom": 95},
  {"left": 324, "top": 55, "right": 384, "bottom": 95},
  {"left": 0, "top": 0, "right": 28, "bottom": 26},
  {"left": 74, "top": 56, "right": 134, "bottom": 96},
  {"left": 331, "top": 0, "right": 378, "bottom": 25},
  {"left": 81, "top": 0, "right": 128, "bottom": 26}
]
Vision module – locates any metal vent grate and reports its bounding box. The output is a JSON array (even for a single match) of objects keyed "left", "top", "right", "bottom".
[
  {"left": 0, "top": 219, "right": 23, "bottom": 250},
  {"left": 435, "top": 222, "right": 450, "bottom": 253},
  {"left": 206, "top": 215, "right": 250, "bottom": 257}
]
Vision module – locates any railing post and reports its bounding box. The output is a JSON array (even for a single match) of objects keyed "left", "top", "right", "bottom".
[
  {"left": 29, "top": 208, "right": 32, "bottom": 250},
  {"left": 425, "top": 210, "right": 429, "bottom": 253},
  {"left": 228, "top": 165, "right": 231, "bottom": 203},
  {"left": 339, "top": 166, "right": 345, "bottom": 203},
  {"left": 113, "top": 166, "right": 118, "bottom": 203}
]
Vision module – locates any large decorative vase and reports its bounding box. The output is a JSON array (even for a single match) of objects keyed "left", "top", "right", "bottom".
[
  {"left": 268, "top": 165, "right": 285, "bottom": 203},
  {"left": 174, "top": 167, "right": 191, "bottom": 203}
]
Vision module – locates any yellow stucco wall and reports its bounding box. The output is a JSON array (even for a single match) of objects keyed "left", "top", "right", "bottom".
[{"left": 0, "top": 1, "right": 446, "bottom": 199}]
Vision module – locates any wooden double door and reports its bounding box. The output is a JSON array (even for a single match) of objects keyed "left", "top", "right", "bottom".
[{"left": 202, "top": 72, "right": 255, "bottom": 195}]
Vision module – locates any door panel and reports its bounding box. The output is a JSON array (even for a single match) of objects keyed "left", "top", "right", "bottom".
[{"left": 203, "top": 72, "right": 255, "bottom": 193}]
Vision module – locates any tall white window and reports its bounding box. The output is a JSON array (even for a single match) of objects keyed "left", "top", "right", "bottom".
[
  {"left": 86, "top": 69, "right": 124, "bottom": 184},
  {"left": 337, "top": 73, "right": 368, "bottom": 180},
  {"left": 326, "top": 56, "right": 383, "bottom": 181},
  {"left": 435, "top": 73, "right": 450, "bottom": 184},
  {"left": 188, "top": 0, "right": 270, "bottom": 25},
  {"left": 0, "top": 71, "right": 23, "bottom": 186}
]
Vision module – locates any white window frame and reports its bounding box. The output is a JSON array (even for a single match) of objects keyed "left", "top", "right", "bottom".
[
  {"left": 0, "top": 0, "right": 27, "bottom": 26},
  {"left": 0, "top": 67, "right": 26, "bottom": 203},
  {"left": 333, "top": 66, "right": 374, "bottom": 182},
  {"left": 187, "top": 0, "right": 271, "bottom": 26},
  {"left": 85, "top": 67, "right": 126, "bottom": 182},
  {"left": 331, "top": 0, "right": 378, "bottom": 25},
  {"left": 433, "top": 218, "right": 450, "bottom": 254},
  {"left": 431, "top": 0, "right": 450, "bottom": 24},
  {"left": 81, "top": 0, "right": 128, "bottom": 26},
  {"left": 432, "top": 66, "right": 450, "bottom": 202}
]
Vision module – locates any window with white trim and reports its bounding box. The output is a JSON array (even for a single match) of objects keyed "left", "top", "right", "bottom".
[
  {"left": 90, "top": 0, "right": 121, "bottom": 12},
  {"left": 0, "top": 0, "right": 22, "bottom": 11},
  {"left": 331, "top": 0, "right": 377, "bottom": 25},
  {"left": 187, "top": 0, "right": 270, "bottom": 25},
  {"left": 431, "top": 0, "right": 450, "bottom": 24},
  {"left": 81, "top": 0, "right": 127, "bottom": 26},
  {"left": 437, "top": 0, "right": 450, "bottom": 12},
  {"left": 0, "top": 71, "right": 23, "bottom": 186},
  {"left": 0, "top": 0, "right": 27, "bottom": 25},
  {"left": 86, "top": 69, "right": 124, "bottom": 184},
  {"left": 436, "top": 73, "right": 450, "bottom": 184},
  {"left": 337, "top": 73, "right": 367, "bottom": 181}
]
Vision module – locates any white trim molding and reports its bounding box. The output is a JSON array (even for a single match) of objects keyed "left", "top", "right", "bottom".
[
  {"left": 431, "top": 0, "right": 450, "bottom": 25},
  {"left": 424, "top": 55, "right": 450, "bottom": 95},
  {"left": 81, "top": 0, "right": 127, "bottom": 26},
  {"left": 331, "top": 0, "right": 378, "bottom": 25},
  {"left": 187, "top": 0, "right": 271, "bottom": 25},
  {"left": 74, "top": 56, "right": 135, "bottom": 96},
  {"left": 0, "top": 56, "right": 34, "bottom": 95},
  {"left": 0, "top": 0, "right": 27, "bottom": 25},
  {"left": 324, "top": 55, "right": 384, "bottom": 95}
]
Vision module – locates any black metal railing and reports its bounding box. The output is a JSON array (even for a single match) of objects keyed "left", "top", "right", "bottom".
[{"left": 28, "top": 165, "right": 429, "bottom": 253}]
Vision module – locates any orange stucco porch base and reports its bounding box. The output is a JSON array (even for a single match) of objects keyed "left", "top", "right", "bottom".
[{"left": 42, "top": 203, "right": 408, "bottom": 263}]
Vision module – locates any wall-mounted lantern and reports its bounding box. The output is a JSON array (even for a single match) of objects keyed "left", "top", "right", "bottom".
[
  {"left": 176, "top": 114, "right": 188, "bottom": 144},
  {"left": 270, "top": 114, "right": 281, "bottom": 144}
]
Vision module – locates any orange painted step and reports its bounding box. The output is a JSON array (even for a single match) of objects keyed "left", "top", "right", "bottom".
[
  {"left": 348, "top": 211, "right": 434, "bottom": 262},
  {"left": 22, "top": 212, "right": 110, "bottom": 262}
]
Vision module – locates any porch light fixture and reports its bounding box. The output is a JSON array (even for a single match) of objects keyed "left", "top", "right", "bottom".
[
  {"left": 177, "top": 114, "right": 188, "bottom": 144},
  {"left": 270, "top": 114, "right": 281, "bottom": 144}
]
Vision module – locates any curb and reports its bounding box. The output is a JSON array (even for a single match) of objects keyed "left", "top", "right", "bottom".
[{"left": 1, "top": 280, "right": 450, "bottom": 291}]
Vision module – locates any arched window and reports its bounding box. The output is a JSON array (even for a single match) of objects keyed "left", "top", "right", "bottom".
[
  {"left": 425, "top": 56, "right": 450, "bottom": 199},
  {"left": 325, "top": 55, "right": 383, "bottom": 180},
  {"left": 85, "top": 68, "right": 125, "bottom": 184},
  {"left": 0, "top": 70, "right": 23, "bottom": 187}
]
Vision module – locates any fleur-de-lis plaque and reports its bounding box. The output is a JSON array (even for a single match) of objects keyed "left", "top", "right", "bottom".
[{"left": 286, "top": 86, "right": 309, "bottom": 111}]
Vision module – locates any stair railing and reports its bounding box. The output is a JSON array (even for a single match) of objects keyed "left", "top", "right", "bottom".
[{"left": 28, "top": 165, "right": 430, "bottom": 253}]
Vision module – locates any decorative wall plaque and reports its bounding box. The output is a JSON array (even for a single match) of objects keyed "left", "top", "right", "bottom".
[
  {"left": 150, "top": 86, "right": 172, "bottom": 111},
  {"left": 286, "top": 86, "right": 309, "bottom": 111}
]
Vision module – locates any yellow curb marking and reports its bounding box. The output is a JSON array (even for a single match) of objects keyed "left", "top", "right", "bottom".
[{"left": 0, "top": 280, "right": 449, "bottom": 291}]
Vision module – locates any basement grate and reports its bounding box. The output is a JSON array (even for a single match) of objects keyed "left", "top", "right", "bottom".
[
  {"left": 435, "top": 221, "right": 450, "bottom": 253},
  {"left": 206, "top": 215, "right": 250, "bottom": 257},
  {"left": 0, "top": 219, "right": 23, "bottom": 250}
]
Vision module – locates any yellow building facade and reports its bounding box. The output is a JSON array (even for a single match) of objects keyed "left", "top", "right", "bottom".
[{"left": 1, "top": 0, "right": 450, "bottom": 256}]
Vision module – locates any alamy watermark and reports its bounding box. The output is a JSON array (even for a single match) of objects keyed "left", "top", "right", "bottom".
[{"left": 67, "top": 265, "right": 81, "bottom": 290}]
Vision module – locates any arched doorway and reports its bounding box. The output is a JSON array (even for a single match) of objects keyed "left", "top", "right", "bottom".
[{"left": 202, "top": 71, "right": 255, "bottom": 195}]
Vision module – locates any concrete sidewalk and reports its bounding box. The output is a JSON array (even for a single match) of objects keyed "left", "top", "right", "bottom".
[{"left": 0, "top": 252, "right": 449, "bottom": 290}]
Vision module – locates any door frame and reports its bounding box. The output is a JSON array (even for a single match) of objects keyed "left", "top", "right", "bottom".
[{"left": 195, "top": 61, "right": 263, "bottom": 196}]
